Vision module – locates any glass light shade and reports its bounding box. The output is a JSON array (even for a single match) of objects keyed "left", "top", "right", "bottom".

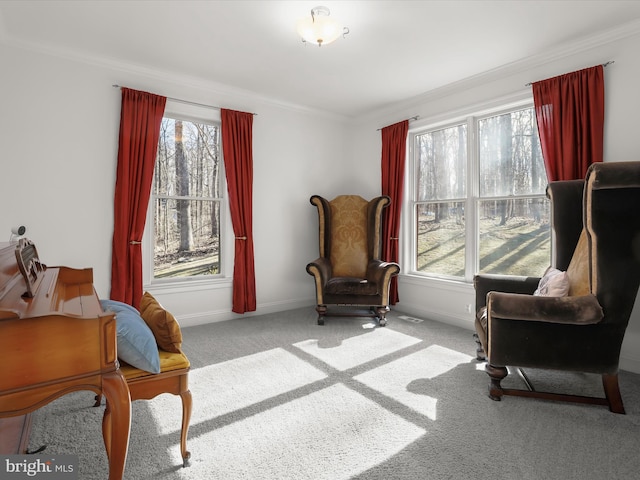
[{"left": 297, "top": 10, "right": 344, "bottom": 46}]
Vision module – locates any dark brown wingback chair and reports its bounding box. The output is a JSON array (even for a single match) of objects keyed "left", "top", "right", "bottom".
[
  {"left": 306, "top": 195, "right": 400, "bottom": 326},
  {"left": 474, "top": 161, "right": 640, "bottom": 413}
]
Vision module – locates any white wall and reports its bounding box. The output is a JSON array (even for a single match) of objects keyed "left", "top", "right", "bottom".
[
  {"left": 350, "top": 25, "right": 640, "bottom": 372},
  {"left": 0, "top": 43, "right": 350, "bottom": 326}
]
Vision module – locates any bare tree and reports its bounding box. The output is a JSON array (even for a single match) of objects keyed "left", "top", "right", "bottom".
[
  {"left": 175, "top": 120, "right": 193, "bottom": 252},
  {"left": 498, "top": 113, "right": 513, "bottom": 225}
]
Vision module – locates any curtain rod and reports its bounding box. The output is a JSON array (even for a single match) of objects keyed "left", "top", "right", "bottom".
[
  {"left": 524, "top": 61, "right": 614, "bottom": 87},
  {"left": 376, "top": 115, "right": 419, "bottom": 131},
  {"left": 111, "top": 85, "right": 257, "bottom": 115}
]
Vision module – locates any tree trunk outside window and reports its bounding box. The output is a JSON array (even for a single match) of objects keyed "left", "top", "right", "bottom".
[{"left": 175, "top": 120, "right": 193, "bottom": 252}]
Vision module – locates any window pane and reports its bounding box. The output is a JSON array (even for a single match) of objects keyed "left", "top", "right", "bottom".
[
  {"left": 154, "top": 199, "right": 220, "bottom": 278},
  {"left": 153, "top": 116, "right": 222, "bottom": 280},
  {"left": 416, "top": 202, "right": 465, "bottom": 277},
  {"left": 416, "top": 124, "right": 466, "bottom": 201},
  {"left": 155, "top": 118, "right": 220, "bottom": 198},
  {"left": 478, "top": 108, "right": 546, "bottom": 197},
  {"left": 478, "top": 197, "right": 550, "bottom": 276}
]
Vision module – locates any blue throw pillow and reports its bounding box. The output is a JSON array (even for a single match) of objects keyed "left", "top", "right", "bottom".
[{"left": 100, "top": 299, "right": 161, "bottom": 374}]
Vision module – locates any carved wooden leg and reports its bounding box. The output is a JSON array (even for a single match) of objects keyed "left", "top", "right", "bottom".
[
  {"left": 102, "top": 399, "right": 112, "bottom": 459},
  {"left": 102, "top": 371, "right": 131, "bottom": 480},
  {"left": 602, "top": 373, "right": 625, "bottom": 414},
  {"left": 376, "top": 306, "right": 389, "bottom": 327},
  {"left": 473, "top": 333, "right": 486, "bottom": 361},
  {"left": 316, "top": 305, "right": 326, "bottom": 325},
  {"left": 485, "top": 364, "right": 508, "bottom": 402},
  {"left": 179, "top": 388, "right": 193, "bottom": 467}
]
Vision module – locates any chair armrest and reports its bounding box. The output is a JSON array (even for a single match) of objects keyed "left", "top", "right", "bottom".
[
  {"left": 306, "top": 257, "right": 332, "bottom": 285},
  {"left": 474, "top": 274, "right": 540, "bottom": 312},
  {"left": 487, "top": 292, "right": 604, "bottom": 325},
  {"left": 366, "top": 259, "right": 400, "bottom": 286}
]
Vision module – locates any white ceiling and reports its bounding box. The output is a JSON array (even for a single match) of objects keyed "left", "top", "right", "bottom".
[{"left": 2, "top": 1, "right": 640, "bottom": 117}]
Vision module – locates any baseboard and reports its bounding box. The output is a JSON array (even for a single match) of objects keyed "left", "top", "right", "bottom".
[{"left": 177, "top": 298, "right": 315, "bottom": 328}]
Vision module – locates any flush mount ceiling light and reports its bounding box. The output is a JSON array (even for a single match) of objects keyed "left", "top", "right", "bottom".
[{"left": 297, "top": 6, "right": 349, "bottom": 47}]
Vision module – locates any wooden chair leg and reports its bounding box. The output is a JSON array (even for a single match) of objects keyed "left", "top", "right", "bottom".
[
  {"left": 473, "top": 333, "right": 486, "bottom": 361},
  {"left": 179, "top": 389, "right": 193, "bottom": 467},
  {"left": 603, "top": 373, "right": 625, "bottom": 414},
  {"left": 102, "top": 400, "right": 112, "bottom": 460},
  {"left": 316, "top": 305, "right": 327, "bottom": 325},
  {"left": 485, "top": 364, "right": 508, "bottom": 401},
  {"left": 375, "top": 306, "right": 389, "bottom": 327}
]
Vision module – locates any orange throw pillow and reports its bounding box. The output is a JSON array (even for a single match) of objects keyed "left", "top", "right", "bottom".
[{"left": 139, "top": 292, "right": 183, "bottom": 353}]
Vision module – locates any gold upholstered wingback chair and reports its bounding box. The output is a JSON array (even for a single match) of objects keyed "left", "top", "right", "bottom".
[{"left": 306, "top": 195, "right": 400, "bottom": 326}]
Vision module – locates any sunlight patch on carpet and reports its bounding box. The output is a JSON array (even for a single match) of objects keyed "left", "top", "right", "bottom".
[
  {"left": 173, "top": 383, "right": 425, "bottom": 480},
  {"left": 148, "top": 348, "right": 327, "bottom": 433},
  {"left": 354, "top": 345, "right": 473, "bottom": 420},
  {"left": 293, "top": 328, "right": 422, "bottom": 370}
]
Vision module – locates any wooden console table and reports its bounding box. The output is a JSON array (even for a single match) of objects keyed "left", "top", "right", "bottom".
[{"left": 0, "top": 239, "right": 131, "bottom": 480}]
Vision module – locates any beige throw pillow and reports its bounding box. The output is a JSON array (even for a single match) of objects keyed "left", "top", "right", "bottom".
[{"left": 534, "top": 266, "right": 570, "bottom": 297}]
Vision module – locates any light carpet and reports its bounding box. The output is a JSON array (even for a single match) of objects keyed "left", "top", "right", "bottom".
[{"left": 27, "top": 307, "right": 640, "bottom": 479}]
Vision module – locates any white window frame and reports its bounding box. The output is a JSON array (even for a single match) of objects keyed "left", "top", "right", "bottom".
[
  {"left": 404, "top": 97, "right": 548, "bottom": 284},
  {"left": 142, "top": 100, "right": 234, "bottom": 292}
]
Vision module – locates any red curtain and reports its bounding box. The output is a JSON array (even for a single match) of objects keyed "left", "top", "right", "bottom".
[
  {"left": 381, "top": 120, "right": 409, "bottom": 305},
  {"left": 221, "top": 109, "right": 256, "bottom": 313},
  {"left": 110, "top": 88, "right": 166, "bottom": 306},
  {"left": 532, "top": 65, "right": 604, "bottom": 181}
]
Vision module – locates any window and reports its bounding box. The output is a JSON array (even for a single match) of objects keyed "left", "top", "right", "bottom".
[
  {"left": 411, "top": 104, "right": 549, "bottom": 281},
  {"left": 151, "top": 115, "right": 224, "bottom": 281}
]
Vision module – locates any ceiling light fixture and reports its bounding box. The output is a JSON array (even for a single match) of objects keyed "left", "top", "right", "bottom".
[{"left": 297, "top": 6, "right": 349, "bottom": 47}]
